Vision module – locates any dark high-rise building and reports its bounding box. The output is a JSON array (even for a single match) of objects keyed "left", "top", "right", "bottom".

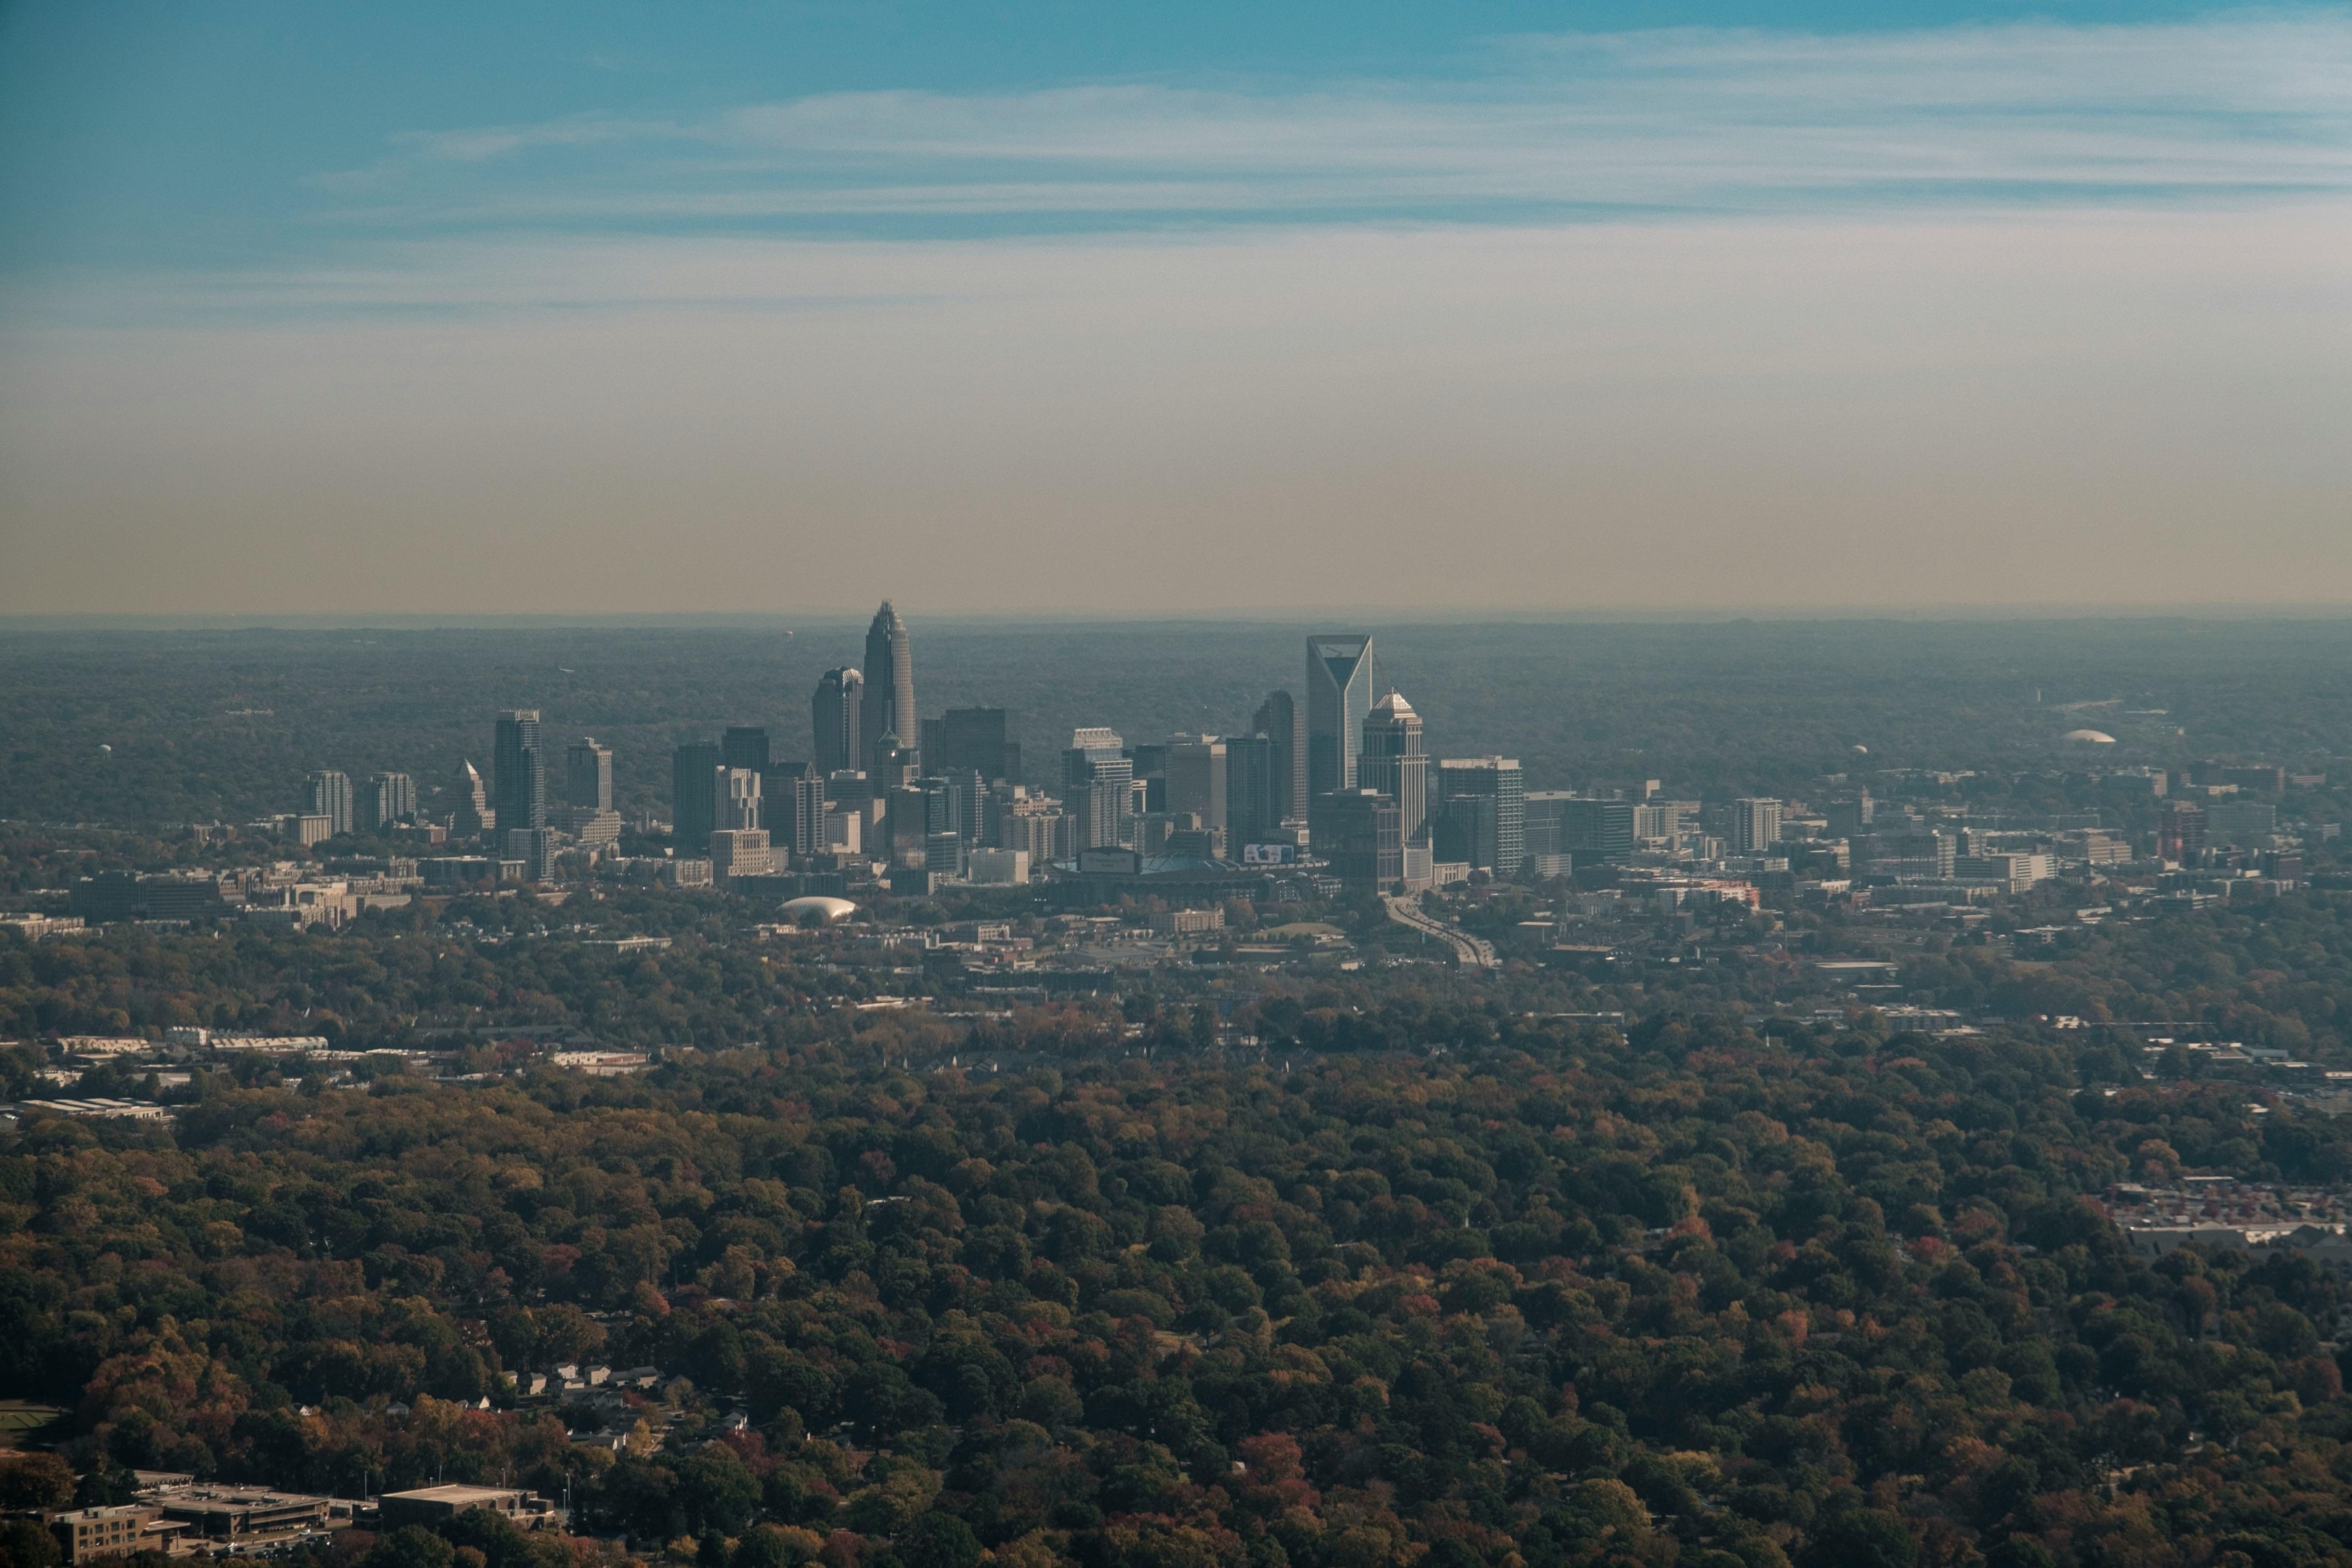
[
  {"left": 918, "top": 780, "right": 961, "bottom": 843},
  {"left": 1432, "top": 798, "right": 1483, "bottom": 870},
  {"left": 558, "top": 739, "right": 622, "bottom": 849},
  {"left": 877, "top": 775, "right": 967, "bottom": 875},
  {"left": 722, "top": 726, "right": 771, "bottom": 775},
  {"left": 1322, "top": 788, "right": 1402, "bottom": 892},
  {"left": 2160, "top": 803, "right": 2208, "bottom": 860},
  {"left": 1305, "top": 635, "right": 1375, "bottom": 840},
  {"left": 940, "top": 707, "right": 1013, "bottom": 782},
  {"left": 1538, "top": 796, "right": 1636, "bottom": 864},
  {"left": 361, "top": 772, "right": 417, "bottom": 832},
  {"left": 916, "top": 777, "right": 968, "bottom": 875},
  {"left": 304, "top": 770, "right": 354, "bottom": 837},
  {"left": 1731, "top": 798, "right": 1783, "bottom": 854},
  {"left": 1165, "top": 735, "right": 1228, "bottom": 840},
  {"left": 1524, "top": 792, "right": 1571, "bottom": 859},
  {"left": 506, "top": 827, "right": 560, "bottom": 884},
  {"left": 941, "top": 768, "right": 987, "bottom": 846},
  {"left": 1437, "top": 756, "right": 1526, "bottom": 875},
  {"left": 886, "top": 777, "right": 960, "bottom": 871},
  {"left": 671, "top": 740, "right": 723, "bottom": 851},
  {"left": 884, "top": 787, "right": 924, "bottom": 870},
  {"left": 1226, "top": 733, "right": 1283, "bottom": 850},
  {"left": 873, "top": 732, "right": 922, "bottom": 793},
  {"left": 1127, "top": 741, "right": 1169, "bottom": 812},
  {"left": 813, "top": 667, "right": 863, "bottom": 779},
  {"left": 1252, "top": 691, "right": 1302, "bottom": 825},
  {"left": 1824, "top": 791, "right": 1874, "bottom": 838},
  {"left": 860, "top": 602, "right": 917, "bottom": 775},
  {"left": 493, "top": 711, "right": 546, "bottom": 834},
  {"left": 1360, "top": 691, "right": 1427, "bottom": 846},
  {"left": 565, "top": 739, "right": 614, "bottom": 812},
  {"left": 764, "top": 762, "right": 824, "bottom": 857}
]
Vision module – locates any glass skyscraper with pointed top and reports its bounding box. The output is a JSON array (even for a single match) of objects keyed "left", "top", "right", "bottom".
[
  {"left": 860, "top": 602, "right": 917, "bottom": 775},
  {"left": 1305, "top": 633, "right": 1375, "bottom": 844}
]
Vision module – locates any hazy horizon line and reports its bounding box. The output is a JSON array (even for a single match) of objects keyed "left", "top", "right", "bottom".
[{"left": 9, "top": 601, "right": 2352, "bottom": 634}]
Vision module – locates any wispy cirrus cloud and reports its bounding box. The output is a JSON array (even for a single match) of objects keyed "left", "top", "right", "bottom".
[
  {"left": 318, "top": 13, "right": 2352, "bottom": 233},
  {"left": 387, "top": 115, "right": 682, "bottom": 164}
]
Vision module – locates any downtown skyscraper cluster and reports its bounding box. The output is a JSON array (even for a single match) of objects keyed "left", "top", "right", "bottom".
[
  {"left": 293, "top": 601, "right": 1560, "bottom": 900},
  {"left": 639, "top": 605, "right": 1515, "bottom": 897}
]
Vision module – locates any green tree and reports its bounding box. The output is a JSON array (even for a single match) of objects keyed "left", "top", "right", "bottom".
[
  {"left": 364, "top": 1527, "right": 459, "bottom": 1568},
  {"left": 0, "top": 1455, "right": 75, "bottom": 1512},
  {"left": 1800, "top": 1511, "right": 1916, "bottom": 1568},
  {"left": 897, "top": 1514, "right": 981, "bottom": 1568}
]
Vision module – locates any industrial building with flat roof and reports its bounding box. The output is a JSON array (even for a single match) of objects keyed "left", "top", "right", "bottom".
[
  {"left": 155, "top": 1484, "right": 334, "bottom": 1543},
  {"left": 378, "top": 1485, "right": 555, "bottom": 1530}
]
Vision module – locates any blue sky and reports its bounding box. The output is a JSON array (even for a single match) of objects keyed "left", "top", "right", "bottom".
[
  {"left": 0, "top": 2, "right": 2347, "bottom": 614},
  {"left": 6, "top": 0, "right": 2343, "bottom": 271}
]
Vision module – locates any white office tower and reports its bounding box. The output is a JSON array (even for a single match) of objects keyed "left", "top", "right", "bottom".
[
  {"left": 709, "top": 829, "right": 774, "bottom": 883},
  {"left": 1359, "top": 690, "right": 1427, "bottom": 846},
  {"left": 718, "top": 768, "right": 763, "bottom": 832}
]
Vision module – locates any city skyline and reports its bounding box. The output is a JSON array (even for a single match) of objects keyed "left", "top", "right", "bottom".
[
  {"left": 8, "top": 604, "right": 2345, "bottom": 1568},
  {"left": 232, "top": 605, "right": 2348, "bottom": 847},
  {"left": 36, "top": 596, "right": 2329, "bottom": 907},
  {"left": 269, "top": 608, "right": 1892, "bottom": 898}
]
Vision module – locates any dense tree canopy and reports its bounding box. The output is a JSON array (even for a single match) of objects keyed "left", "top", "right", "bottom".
[
  {"left": 12, "top": 619, "right": 2352, "bottom": 1568},
  {"left": 12, "top": 1015, "right": 2352, "bottom": 1568}
]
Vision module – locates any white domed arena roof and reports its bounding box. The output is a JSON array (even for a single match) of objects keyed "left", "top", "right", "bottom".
[
  {"left": 2062, "top": 729, "right": 2118, "bottom": 745},
  {"left": 780, "top": 896, "right": 858, "bottom": 923}
]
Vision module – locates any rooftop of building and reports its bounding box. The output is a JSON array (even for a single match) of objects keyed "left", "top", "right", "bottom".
[
  {"left": 52, "top": 1504, "right": 158, "bottom": 1522},
  {"left": 1051, "top": 854, "right": 1248, "bottom": 877},
  {"left": 154, "top": 1485, "right": 331, "bottom": 1510},
  {"left": 382, "top": 1485, "right": 528, "bottom": 1505}
]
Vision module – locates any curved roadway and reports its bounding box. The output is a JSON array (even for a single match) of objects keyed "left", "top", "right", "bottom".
[{"left": 1384, "top": 894, "right": 1499, "bottom": 969}]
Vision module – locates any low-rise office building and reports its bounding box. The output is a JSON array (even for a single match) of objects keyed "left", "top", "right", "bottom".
[
  {"left": 49, "top": 1504, "right": 181, "bottom": 1564},
  {"left": 155, "top": 1484, "right": 334, "bottom": 1544},
  {"left": 378, "top": 1485, "right": 555, "bottom": 1530}
]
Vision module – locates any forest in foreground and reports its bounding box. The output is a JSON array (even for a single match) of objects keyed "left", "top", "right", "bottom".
[{"left": 10, "top": 1016, "right": 2352, "bottom": 1568}]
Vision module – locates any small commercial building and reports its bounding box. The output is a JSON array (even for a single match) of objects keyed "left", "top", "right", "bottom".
[
  {"left": 2120, "top": 1223, "right": 2352, "bottom": 1273},
  {"left": 378, "top": 1485, "right": 555, "bottom": 1531}
]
